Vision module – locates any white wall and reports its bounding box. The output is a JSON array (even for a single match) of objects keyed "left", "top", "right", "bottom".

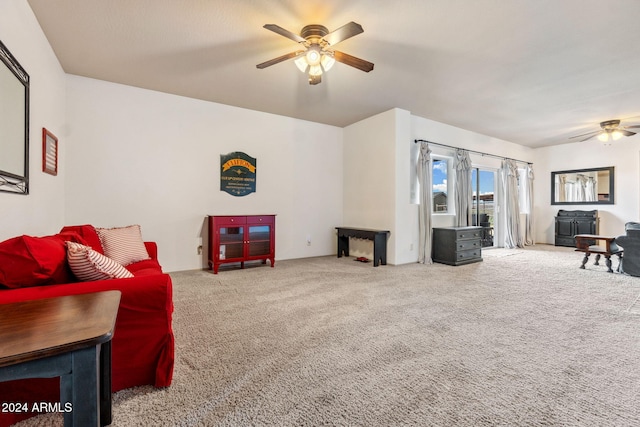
[
  {"left": 534, "top": 136, "right": 640, "bottom": 243},
  {"left": 65, "top": 76, "right": 343, "bottom": 272},
  {"left": 343, "top": 108, "right": 418, "bottom": 264},
  {"left": 0, "top": 0, "right": 67, "bottom": 241},
  {"left": 336, "top": 109, "right": 397, "bottom": 264},
  {"left": 394, "top": 110, "right": 416, "bottom": 264}
]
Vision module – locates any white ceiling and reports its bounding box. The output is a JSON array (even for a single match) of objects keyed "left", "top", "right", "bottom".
[{"left": 26, "top": 0, "right": 640, "bottom": 148}]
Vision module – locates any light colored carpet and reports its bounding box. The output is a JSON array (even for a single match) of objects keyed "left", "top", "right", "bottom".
[{"left": 16, "top": 245, "right": 640, "bottom": 426}]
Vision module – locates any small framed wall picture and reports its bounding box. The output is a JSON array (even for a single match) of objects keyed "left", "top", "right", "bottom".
[{"left": 42, "top": 128, "right": 58, "bottom": 175}]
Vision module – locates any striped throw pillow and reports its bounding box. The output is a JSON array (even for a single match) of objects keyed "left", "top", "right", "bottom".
[
  {"left": 67, "top": 241, "right": 133, "bottom": 281},
  {"left": 96, "top": 225, "right": 150, "bottom": 267}
]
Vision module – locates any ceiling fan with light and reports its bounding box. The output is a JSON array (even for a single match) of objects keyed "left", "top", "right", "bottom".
[
  {"left": 256, "top": 21, "right": 374, "bottom": 85},
  {"left": 570, "top": 119, "right": 640, "bottom": 143}
]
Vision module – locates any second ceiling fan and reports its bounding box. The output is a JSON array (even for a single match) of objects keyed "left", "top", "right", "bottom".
[
  {"left": 570, "top": 119, "right": 640, "bottom": 142},
  {"left": 256, "top": 21, "right": 374, "bottom": 85}
]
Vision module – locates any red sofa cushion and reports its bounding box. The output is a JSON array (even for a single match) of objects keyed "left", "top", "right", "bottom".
[
  {"left": 60, "top": 224, "right": 104, "bottom": 254},
  {"left": 128, "top": 258, "right": 163, "bottom": 275},
  {"left": 0, "top": 233, "right": 85, "bottom": 289}
]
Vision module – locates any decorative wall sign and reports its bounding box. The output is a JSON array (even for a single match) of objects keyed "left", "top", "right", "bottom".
[
  {"left": 42, "top": 128, "right": 58, "bottom": 176},
  {"left": 220, "top": 151, "right": 256, "bottom": 196}
]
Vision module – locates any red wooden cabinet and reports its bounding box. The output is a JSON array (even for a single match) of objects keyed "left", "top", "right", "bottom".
[{"left": 208, "top": 215, "right": 275, "bottom": 274}]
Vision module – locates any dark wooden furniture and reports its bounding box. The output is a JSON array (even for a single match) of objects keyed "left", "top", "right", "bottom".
[
  {"left": 208, "top": 215, "right": 275, "bottom": 274},
  {"left": 555, "top": 209, "right": 599, "bottom": 247},
  {"left": 0, "top": 291, "right": 121, "bottom": 427},
  {"left": 432, "top": 226, "right": 483, "bottom": 266},
  {"left": 616, "top": 222, "right": 640, "bottom": 276},
  {"left": 575, "top": 234, "right": 623, "bottom": 273},
  {"left": 335, "top": 227, "right": 390, "bottom": 267}
]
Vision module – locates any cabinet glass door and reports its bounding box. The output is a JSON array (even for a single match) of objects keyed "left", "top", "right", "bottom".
[
  {"left": 248, "top": 225, "right": 271, "bottom": 257},
  {"left": 219, "top": 226, "right": 244, "bottom": 260}
]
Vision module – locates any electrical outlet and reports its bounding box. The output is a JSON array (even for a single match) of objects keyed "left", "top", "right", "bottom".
[
  {"left": 197, "top": 245, "right": 203, "bottom": 255},
  {"left": 306, "top": 235, "right": 311, "bottom": 246}
]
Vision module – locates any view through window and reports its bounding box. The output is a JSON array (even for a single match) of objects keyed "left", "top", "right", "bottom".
[
  {"left": 471, "top": 168, "right": 496, "bottom": 247},
  {"left": 432, "top": 158, "right": 448, "bottom": 212}
]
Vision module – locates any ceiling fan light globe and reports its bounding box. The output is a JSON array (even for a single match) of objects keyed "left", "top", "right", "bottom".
[
  {"left": 308, "top": 64, "right": 323, "bottom": 76},
  {"left": 321, "top": 54, "right": 335, "bottom": 72},
  {"left": 294, "top": 57, "right": 308, "bottom": 73},
  {"left": 612, "top": 130, "right": 623, "bottom": 140},
  {"left": 306, "top": 47, "right": 322, "bottom": 65},
  {"left": 598, "top": 132, "right": 609, "bottom": 142}
]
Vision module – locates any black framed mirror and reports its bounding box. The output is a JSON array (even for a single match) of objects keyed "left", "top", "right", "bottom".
[
  {"left": 551, "top": 166, "right": 614, "bottom": 205},
  {"left": 0, "top": 40, "right": 29, "bottom": 195}
]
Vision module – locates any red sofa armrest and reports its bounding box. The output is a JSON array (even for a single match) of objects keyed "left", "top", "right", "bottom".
[{"left": 145, "top": 241, "right": 158, "bottom": 260}]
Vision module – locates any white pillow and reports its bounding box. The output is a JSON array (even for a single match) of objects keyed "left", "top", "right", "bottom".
[
  {"left": 67, "top": 241, "right": 133, "bottom": 281},
  {"left": 96, "top": 224, "right": 150, "bottom": 266}
]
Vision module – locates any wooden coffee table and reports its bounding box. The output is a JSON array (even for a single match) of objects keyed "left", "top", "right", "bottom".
[{"left": 0, "top": 291, "right": 121, "bottom": 426}]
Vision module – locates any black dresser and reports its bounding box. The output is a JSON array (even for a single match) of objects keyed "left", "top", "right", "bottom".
[
  {"left": 432, "top": 226, "right": 483, "bottom": 266},
  {"left": 554, "top": 210, "right": 599, "bottom": 247}
]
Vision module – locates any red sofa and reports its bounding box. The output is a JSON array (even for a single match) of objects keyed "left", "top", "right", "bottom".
[{"left": 0, "top": 225, "right": 174, "bottom": 427}]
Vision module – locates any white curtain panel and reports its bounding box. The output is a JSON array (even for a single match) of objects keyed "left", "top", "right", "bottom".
[
  {"left": 454, "top": 149, "right": 472, "bottom": 227},
  {"left": 576, "top": 174, "right": 587, "bottom": 202},
  {"left": 417, "top": 143, "right": 433, "bottom": 264},
  {"left": 524, "top": 163, "right": 535, "bottom": 246},
  {"left": 586, "top": 176, "right": 597, "bottom": 202},
  {"left": 502, "top": 159, "right": 523, "bottom": 249},
  {"left": 559, "top": 175, "right": 567, "bottom": 202}
]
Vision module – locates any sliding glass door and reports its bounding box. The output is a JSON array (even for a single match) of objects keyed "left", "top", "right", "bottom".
[{"left": 471, "top": 168, "right": 497, "bottom": 247}]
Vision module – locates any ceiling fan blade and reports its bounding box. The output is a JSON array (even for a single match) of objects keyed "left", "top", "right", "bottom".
[
  {"left": 333, "top": 50, "right": 374, "bottom": 72},
  {"left": 620, "top": 129, "right": 636, "bottom": 137},
  {"left": 569, "top": 130, "right": 600, "bottom": 139},
  {"left": 577, "top": 133, "right": 600, "bottom": 142},
  {"left": 256, "top": 51, "right": 304, "bottom": 69},
  {"left": 322, "top": 21, "right": 364, "bottom": 46},
  {"left": 263, "top": 24, "right": 305, "bottom": 43},
  {"left": 623, "top": 125, "right": 640, "bottom": 129}
]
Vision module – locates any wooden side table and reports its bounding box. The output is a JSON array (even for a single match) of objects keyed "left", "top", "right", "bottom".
[
  {"left": 0, "top": 291, "right": 121, "bottom": 426},
  {"left": 574, "top": 234, "right": 623, "bottom": 273}
]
